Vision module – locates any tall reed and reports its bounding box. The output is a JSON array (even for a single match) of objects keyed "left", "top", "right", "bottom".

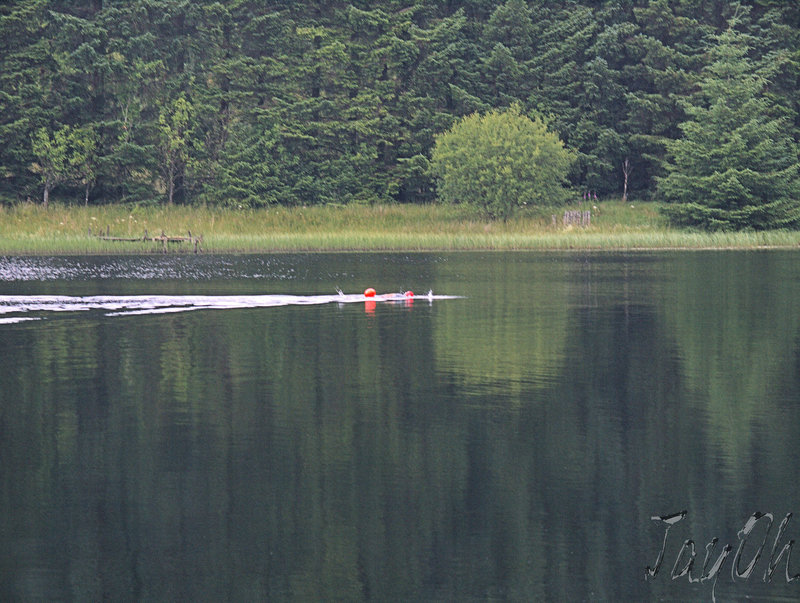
[{"left": 0, "top": 201, "right": 798, "bottom": 254}]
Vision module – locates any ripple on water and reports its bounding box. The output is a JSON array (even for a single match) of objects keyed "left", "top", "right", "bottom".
[{"left": 0, "top": 255, "right": 304, "bottom": 282}]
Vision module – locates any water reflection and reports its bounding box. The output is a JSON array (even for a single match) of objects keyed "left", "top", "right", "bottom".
[
  {"left": 434, "top": 254, "right": 569, "bottom": 395},
  {"left": 0, "top": 252, "right": 799, "bottom": 601}
]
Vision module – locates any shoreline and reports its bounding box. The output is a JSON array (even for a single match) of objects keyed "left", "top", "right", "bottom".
[
  {"left": 2, "top": 240, "right": 798, "bottom": 256},
  {"left": 1, "top": 202, "right": 799, "bottom": 254}
]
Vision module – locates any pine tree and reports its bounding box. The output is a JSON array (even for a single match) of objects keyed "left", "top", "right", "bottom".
[
  {"left": 658, "top": 10, "right": 800, "bottom": 230},
  {"left": 526, "top": 4, "right": 604, "bottom": 192},
  {"left": 0, "top": 0, "right": 59, "bottom": 200},
  {"left": 2, "top": 0, "right": 799, "bottom": 210},
  {"left": 621, "top": 0, "right": 709, "bottom": 197}
]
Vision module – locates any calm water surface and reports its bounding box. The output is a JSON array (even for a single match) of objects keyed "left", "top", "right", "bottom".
[{"left": 1, "top": 251, "right": 799, "bottom": 601}]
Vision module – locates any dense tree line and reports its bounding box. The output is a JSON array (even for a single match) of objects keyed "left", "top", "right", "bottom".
[{"left": 1, "top": 0, "right": 798, "bottom": 215}]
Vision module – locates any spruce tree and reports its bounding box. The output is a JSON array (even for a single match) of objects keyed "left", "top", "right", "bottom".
[
  {"left": 658, "top": 12, "right": 800, "bottom": 230},
  {"left": 0, "top": 0, "right": 58, "bottom": 200},
  {"left": 622, "top": 0, "right": 709, "bottom": 197}
]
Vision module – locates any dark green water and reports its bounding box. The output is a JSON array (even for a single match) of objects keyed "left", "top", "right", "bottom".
[{"left": 1, "top": 251, "right": 799, "bottom": 601}]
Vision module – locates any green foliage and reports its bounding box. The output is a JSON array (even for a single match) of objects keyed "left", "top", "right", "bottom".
[
  {"left": 158, "top": 96, "right": 199, "bottom": 204},
  {"left": 31, "top": 127, "right": 66, "bottom": 208},
  {"left": 621, "top": 0, "right": 708, "bottom": 195},
  {"left": 68, "top": 126, "right": 98, "bottom": 205},
  {"left": 31, "top": 125, "right": 95, "bottom": 207},
  {"left": 0, "top": 0, "right": 798, "bottom": 220},
  {"left": 658, "top": 11, "right": 800, "bottom": 230},
  {"left": 5, "top": 202, "right": 799, "bottom": 255},
  {"left": 0, "top": 0, "right": 58, "bottom": 199},
  {"left": 430, "top": 104, "right": 574, "bottom": 221}
]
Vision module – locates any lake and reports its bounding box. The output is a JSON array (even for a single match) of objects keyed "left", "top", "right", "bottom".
[{"left": 1, "top": 251, "right": 799, "bottom": 601}]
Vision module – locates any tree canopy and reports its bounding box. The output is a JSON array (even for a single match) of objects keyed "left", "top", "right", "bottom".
[
  {"left": 658, "top": 13, "right": 800, "bottom": 230},
  {"left": 431, "top": 104, "right": 573, "bottom": 220},
  {"left": 0, "top": 0, "right": 798, "bottom": 228}
]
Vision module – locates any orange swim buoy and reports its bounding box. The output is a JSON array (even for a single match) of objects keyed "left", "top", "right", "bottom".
[
  {"left": 364, "top": 287, "right": 376, "bottom": 297},
  {"left": 404, "top": 291, "right": 414, "bottom": 298}
]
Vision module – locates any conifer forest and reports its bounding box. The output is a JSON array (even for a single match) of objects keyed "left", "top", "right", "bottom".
[{"left": 1, "top": 1, "right": 799, "bottom": 228}]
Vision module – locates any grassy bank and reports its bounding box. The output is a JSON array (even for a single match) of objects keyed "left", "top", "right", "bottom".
[{"left": 0, "top": 201, "right": 799, "bottom": 254}]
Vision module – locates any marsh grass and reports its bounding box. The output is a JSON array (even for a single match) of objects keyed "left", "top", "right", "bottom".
[{"left": 0, "top": 201, "right": 798, "bottom": 254}]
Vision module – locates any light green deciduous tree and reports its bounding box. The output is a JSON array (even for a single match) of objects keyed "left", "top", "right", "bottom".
[
  {"left": 31, "top": 126, "right": 72, "bottom": 208},
  {"left": 158, "top": 96, "right": 197, "bottom": 205},
  {"left": 430, "top": 104, "right": 574, "bottom": 220},
  {"left": 69, "top": 126, "right": 97, "bottom": 206}
]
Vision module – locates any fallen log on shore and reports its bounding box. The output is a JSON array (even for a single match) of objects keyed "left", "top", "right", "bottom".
[{"left": 89, "top": 226, "right": 202, "bottom": 253}]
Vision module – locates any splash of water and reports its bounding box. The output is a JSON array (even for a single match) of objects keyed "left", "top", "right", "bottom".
[{"left": 0, "top": 291, "right": 462, "bottom": 321}]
